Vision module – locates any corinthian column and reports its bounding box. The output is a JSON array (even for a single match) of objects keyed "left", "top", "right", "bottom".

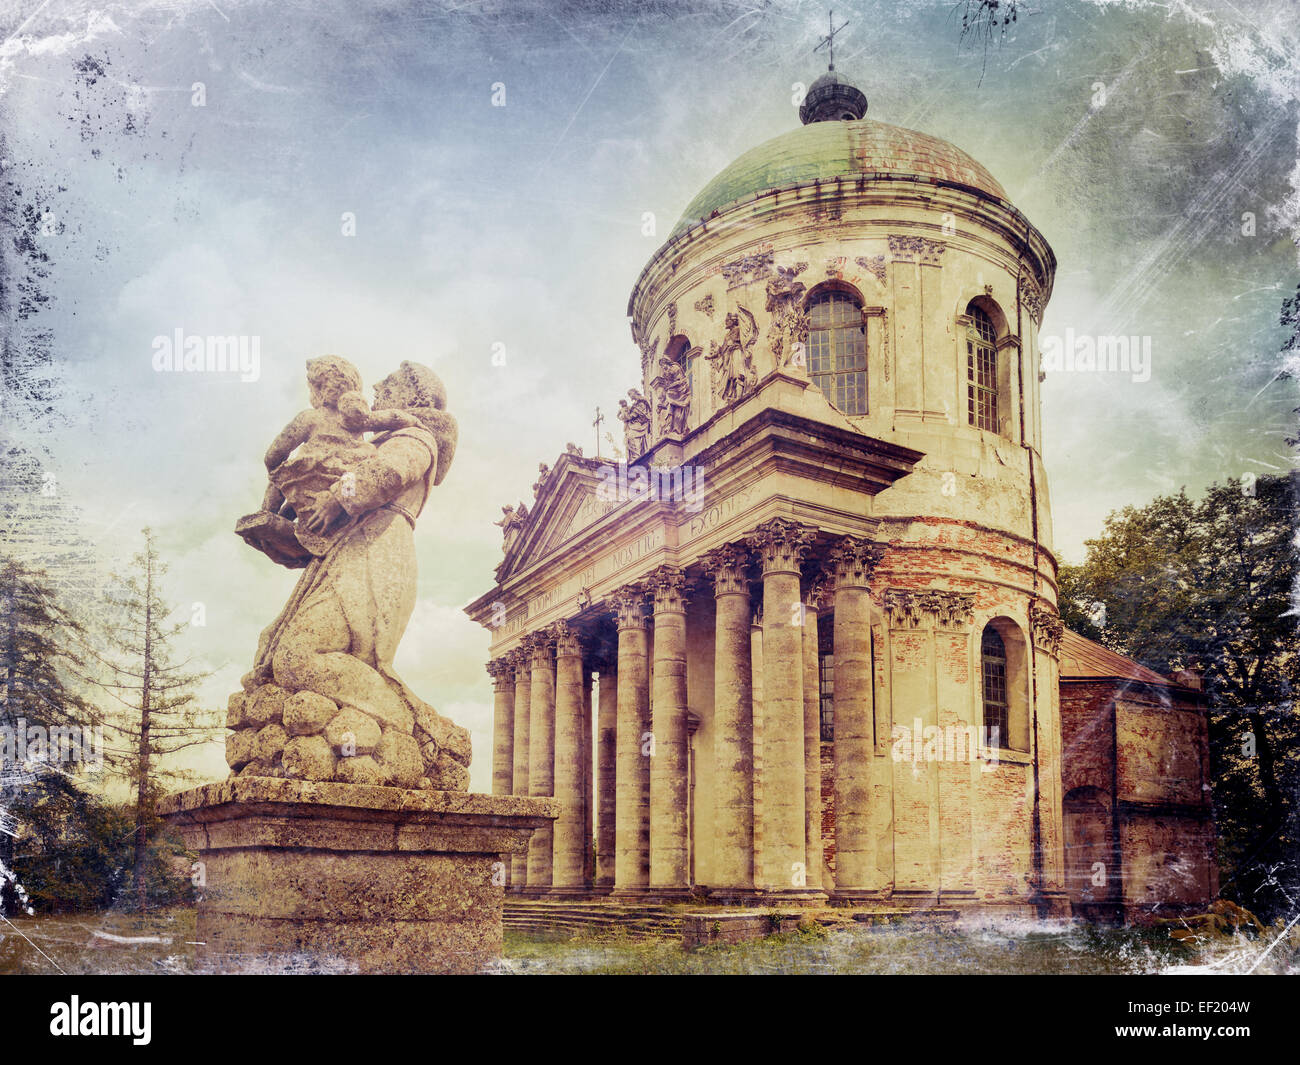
[
  {"left": 611, "top": 586, "right": 650, "bottom": 896},
  {"left": 488, "top": 658, "right": 515, "bottom": 797},
  {"left": 701, "top": 544, "right": 754, "bottom": 898},
  {"left": 509, "top": 648, "right": 531, "bottom": 890},
  {"left": 802, "top": 576, "right": 827, "bottom": 892},
  {"left": 551, "top": 621, "right": 587, "bottom": 893},
  {"left": 648, "top": 565, "right": 691, "bottom": 896},
  {"left": 526, "top": 631, "right": 556, "bottom": 891},
  {"left": 746, "top": 517, "right": 818, "bottom": 897},
  {"left": 830, "top": 536, "right": 881, "bottom": 897}
]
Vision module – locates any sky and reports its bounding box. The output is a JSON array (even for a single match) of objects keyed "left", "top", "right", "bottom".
[{"left": 1, "top": 0, "right": 1297, "bottom": 791}]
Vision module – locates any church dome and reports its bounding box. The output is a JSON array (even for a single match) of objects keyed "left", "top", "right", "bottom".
[{"left": 671, "top": 117, "right": 1010, "bottom": 239}]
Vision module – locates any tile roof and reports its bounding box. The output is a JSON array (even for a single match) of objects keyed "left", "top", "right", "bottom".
[{"left": 1059, "top": 628, "right": 1178, "bottom": 687}]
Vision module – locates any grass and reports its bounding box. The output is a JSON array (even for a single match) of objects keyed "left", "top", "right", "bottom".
[
  {"left": 3, "top": 906, "right": 1295, "bottom": 975},
  {"left": 499, "top": 917, "right": 1300, "bottom": 975},
  {"left": 0, "top": 906, "right": 197, "bottom": 975}
]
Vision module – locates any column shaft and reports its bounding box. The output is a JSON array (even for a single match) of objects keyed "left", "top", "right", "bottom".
[
  {"left": 526, "top": 635, "right": 556, "bottom": 890},
  {"left": 489, "top": 659, "right": 515, "bottom": 797},
  {"left": 552, "top": 624, "right": 586, "bottom": 891},
  {"left": 612, "top": 589, "right": 650, "bottom": 894},
  {"left": 747, "top": 518, "right": 815, "bottom": 896},
  {"left": 802, "top": 587, "right": 824, "bottom": 891},
  {"left": 509, "top": 653, "right": 531, "bottom": 889},
  {"left": 832, "top": 538, "right": 879, "bottom": 895},
  {"left": 582, "top": 669, "right": 594, "bottom": 887},
  {"left": 649, "top": 567, "right": 690, "bottom": 894},
  {"left": 702, "top": 545, "right": 754, "bottom": 895},
  {"left": 595, "top": 665, "right": 618, "bottom": 890}
]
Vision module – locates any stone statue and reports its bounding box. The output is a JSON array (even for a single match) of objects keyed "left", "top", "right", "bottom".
[
  {"left": 494, "top": 504, "right": 526, "bottom": 550},
  {"left": 650, "top": 358, "right": 691, "bottom": 437},
  {"left": 230, "top": 358, "right": 471, "bottom": 791},
  {"left": 707, "top": 306, "right": 758, "bottom": 405},
  {"left": 258, "top": 355, "right": 421, "bottom": 530},
  {"left": 533, "top": 462, "right": 550, "bottom": 496},
  {"left": 617, "top": 388, "right": 652, "bottom": 460},
  {"left": 764, "top": 263, "right": 809, "bottom": 369}
]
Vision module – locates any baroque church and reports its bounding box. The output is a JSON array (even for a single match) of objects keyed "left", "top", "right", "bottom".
[{"left": 465, "top": 64, "right": 1217, "bottom": 923}]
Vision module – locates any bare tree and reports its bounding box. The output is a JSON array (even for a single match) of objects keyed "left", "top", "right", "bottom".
[{"left": 91, "top": 528, "right": 222, "bottom": 910}]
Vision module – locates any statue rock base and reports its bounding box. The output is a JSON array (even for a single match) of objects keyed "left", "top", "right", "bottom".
[{"left": 160, "top": 778, "right": 557, "bottom": 974}]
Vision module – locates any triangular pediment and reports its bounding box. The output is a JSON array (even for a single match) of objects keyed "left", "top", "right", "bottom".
[{"left": 495, "top": 455, "right": 621, "bottom": 583}]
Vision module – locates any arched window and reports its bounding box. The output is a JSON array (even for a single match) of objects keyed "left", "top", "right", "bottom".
[
  {"left": 981, "top": 627, "right": 1009, "bottom": 748},
  {"left": 966, "top": 304, "right": 998, "bottom": 432},
  {"left": 808, "top": 289, "right": 867, "bottom": 415}
]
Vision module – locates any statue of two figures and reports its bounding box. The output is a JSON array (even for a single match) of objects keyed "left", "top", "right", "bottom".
[{"left": 231, "top": 356, "right": 471, "bottom": 792}]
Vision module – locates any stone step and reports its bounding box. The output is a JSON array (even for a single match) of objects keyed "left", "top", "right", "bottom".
[{"left": 503, "top": 900, "right": 684, "bottom": 940}]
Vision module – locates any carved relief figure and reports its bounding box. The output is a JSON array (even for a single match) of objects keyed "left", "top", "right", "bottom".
[
  {"left": 617, "top": 387, "right": 652, "bottom": 459},
  {"left": 706, "top": 305, "right": 758, "bottom": 405},
  {"left": 650, "top": 357, "right": 691, "bottom": 437},
  {"left": 764, "top": 263, "right": 809, "bottom": 369}
]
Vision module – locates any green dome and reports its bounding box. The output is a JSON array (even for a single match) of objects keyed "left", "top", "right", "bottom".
[{"left": 671, "top": 118, "right": 1009, "bottom": 239}]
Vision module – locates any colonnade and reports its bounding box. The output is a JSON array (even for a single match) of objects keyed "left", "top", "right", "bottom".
[{"left": 488, "top": 517, "right": 886, "bottom": 900}]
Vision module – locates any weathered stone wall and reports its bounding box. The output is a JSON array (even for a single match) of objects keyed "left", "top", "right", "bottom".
[{"left": 1060, "top": 677, "right": 1217, "bottom": 921}]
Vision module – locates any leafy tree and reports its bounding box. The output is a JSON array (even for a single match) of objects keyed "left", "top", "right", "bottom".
[
  {"left": 90, "top": 529, "right": 221, "bottom": 911},
  {"left": 1059, "top": 473, "right": 1300, "bottom": 920}
]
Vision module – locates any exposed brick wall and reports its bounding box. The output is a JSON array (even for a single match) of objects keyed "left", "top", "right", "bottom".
[
  {"left": 1060, "top": 677, "right": 1216, "bottom": 920},
  {"left": 820, "top": 742, "right": 835, "bottom": 876}
]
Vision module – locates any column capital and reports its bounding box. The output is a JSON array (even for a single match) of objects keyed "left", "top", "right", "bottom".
[
  {"left": 507, "top": 646, "right": 530, "bottom": 676},
  {"left": 611, "top": 584, "right": 649, "bottom": 631},
  {"left": 550, "top": 619, "right": 583, "bottom": 658},
  {"left": 827, "top": 535, "right": 884, "bottom": 589},
  {"left": 523, "top": 629, "right": 555, "bottom": 665},
  {"left": 701, "top": 544, "right": 751, "bottom": 597},
  {"left": 1031, "top": 605, "right": 1064, "bottom": 657},
  {"left": 804, "top": 573, "right": 832, "bottom": 611},
  {"left": 486, "top": 657, "right": 515, "bottom": 690},
  {"left": 883, "top": 588, "right": 975, "bottom": 629},
  {"left": 647, "top": 565, "right": 689, "bottom": 614},
  {"left": 746, "top": 517, "right": 818, "bottom": 577}
]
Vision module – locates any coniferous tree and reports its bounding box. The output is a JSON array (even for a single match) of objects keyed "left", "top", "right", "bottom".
[
  {"left": 92, "top": 529, "right": 222, "bottom": 911},
  {"left": 0, "top": 556, "right": 100, "bottom": 914}
]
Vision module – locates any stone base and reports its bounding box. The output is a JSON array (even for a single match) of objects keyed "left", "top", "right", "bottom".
[
  {"left": 748, "top": 888, "right": 828, "bottom": 906},
  {"left": 160, "top": 777, "right": 557, "bottom": 974},
  {"left": 1033, "top": 890, "right": 1074, "bottom": 921},
  {"left": 683, "top": 910, "right": 805, "bottom": 949}
]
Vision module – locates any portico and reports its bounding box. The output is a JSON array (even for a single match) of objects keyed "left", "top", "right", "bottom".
[{"left": 467, "top": 370, "right": 927, "bottom": 902}]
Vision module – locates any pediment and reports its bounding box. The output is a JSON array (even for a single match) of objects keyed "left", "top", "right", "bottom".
[{"left": 495, "top": 456, "right": 621, "bottom": 582}]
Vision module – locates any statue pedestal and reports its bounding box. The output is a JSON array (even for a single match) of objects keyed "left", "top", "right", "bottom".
[{"left": 160, "top": 778, "right": 557, "bottom": 974}]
